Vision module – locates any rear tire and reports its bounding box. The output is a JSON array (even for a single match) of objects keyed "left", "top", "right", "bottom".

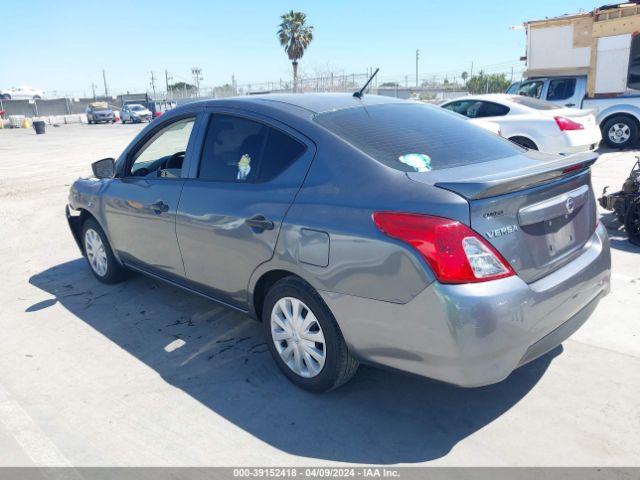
[
  {"left": 602, "top": 116, "right": 638, "bottom": 149},
  {"left": 262, "top": 276, "right": 358, "bottom": 392},
  {"left": 509, "top": 136, "right": 538, "bottom": 150},
  {"left": 82, "top": 218, "right": 128, "bottom": 284}
]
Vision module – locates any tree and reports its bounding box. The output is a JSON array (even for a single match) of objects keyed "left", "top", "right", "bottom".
[
  {"left": 465, "top": 72, "right": 510, "bottom": 94},
  {"left": 380, "top": 81, "right": 400, "bottom": 87},
  {"left": 461, "top": 71, "right": 469, "bottom": 83},
  {"left": 170, "top": 81, "right": 196, "bottom": 92},
  {"left": 278, "top": 10, "right": 314, "bottom": 93}
]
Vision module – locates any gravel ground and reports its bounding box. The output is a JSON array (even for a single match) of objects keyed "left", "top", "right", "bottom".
[{"left": 0, "top": 123, "right": 638, "bottom": 466}]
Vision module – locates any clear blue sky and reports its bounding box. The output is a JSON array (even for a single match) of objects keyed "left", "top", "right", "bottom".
[{"left": 4, "top": 0, "right": 592, "bottom": 96}]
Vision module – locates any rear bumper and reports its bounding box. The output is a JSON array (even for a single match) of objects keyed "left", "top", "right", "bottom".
[
  {"left": 545, "top": 126, "right": 602, "bottom": 154},
  {"left": 321, "top": 222, "right": 611, "bottom": 387}
]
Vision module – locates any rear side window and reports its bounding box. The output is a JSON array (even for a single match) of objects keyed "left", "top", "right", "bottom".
[
  {"left": 547, "top": 78, "right": 576, "bottom": 101},
  {"left": 479, "top": 102, "right": 510, "bottom": 117},
  {"left": 314, "top": 103, "right": 520, "bottom": 172},
  {"left": 198, "top": 114, "right": 305, "bottom": 182}
]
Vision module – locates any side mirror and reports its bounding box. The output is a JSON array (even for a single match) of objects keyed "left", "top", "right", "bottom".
[{"left": 91, "top": 158, "right": 116, "bottom": 179}]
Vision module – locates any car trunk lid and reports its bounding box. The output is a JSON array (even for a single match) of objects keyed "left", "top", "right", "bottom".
[
  {"left": 407, "top": 151, "right": 598, "bottom": 283},
  {"left": 541, "top": 107, "right": 598, "bottom": 128}
]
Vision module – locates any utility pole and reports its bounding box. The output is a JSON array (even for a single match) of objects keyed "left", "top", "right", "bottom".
[
  {"left": 510, "top": 66, "right": 514, "bottom": 83},
  {"left": 149, "top": 71, "right": 157, "bottom": 97},
  {"left": 91, "top": 82, "right": 97, "bottom": 100},
  {"left": 165, "top": 70, "right": 172, "bottom": 98},
  {"left": 191, "top": 67, "right": 202, "bottom": 97},
  {"left": 415, "top": 49, "right": 420, "bottom": 87},
  {"left": 470, "top": 62, "right": 474, "bottom": 80},
  {"left": 102, "top": 69, "right": 109, "bottom": 97}
]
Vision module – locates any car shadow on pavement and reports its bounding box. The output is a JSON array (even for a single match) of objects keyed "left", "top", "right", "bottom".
[{"left": 29, "top": 259, "right": 560, "bottom": 464}]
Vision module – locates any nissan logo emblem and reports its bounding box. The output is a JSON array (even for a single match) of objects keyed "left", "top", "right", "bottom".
[{"left": 566, "top": 196, "right": 575, "bottom": 214}]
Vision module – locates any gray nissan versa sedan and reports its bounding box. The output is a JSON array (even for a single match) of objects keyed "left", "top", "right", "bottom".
[{"left": 66, "top": 93, "right": 611, "bottom": 392}]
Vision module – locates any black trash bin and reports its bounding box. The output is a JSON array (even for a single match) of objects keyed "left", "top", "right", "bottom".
[{"left": 33, "top": 120, "right": 46, "bottom": 135}]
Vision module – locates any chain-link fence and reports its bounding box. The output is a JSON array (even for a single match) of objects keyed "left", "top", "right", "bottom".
[{"left": 147, "top": 63, "right": 525, "bottom": 102}]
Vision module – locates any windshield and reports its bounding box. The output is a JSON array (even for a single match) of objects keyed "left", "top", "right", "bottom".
[
  {"left": 131, "top": 105, "right": 146, "bottom": 111},
  {"left": 314, "top": 103, "right": 520, "bottom": 172}
]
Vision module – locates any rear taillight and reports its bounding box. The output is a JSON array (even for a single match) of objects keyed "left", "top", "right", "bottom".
[
  {"left": 372, "top": 212, "right": 515, "bottom": 284},
  {"left": 554, "top": 116, "right": 584, "bottom": 131}
]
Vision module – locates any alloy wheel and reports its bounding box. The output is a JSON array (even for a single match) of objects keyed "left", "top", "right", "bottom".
[
  {"left": 608, "top": 123, "right": 631, "bottom": 144},
  {"left": 270, "top": 297, "right": 327, "bottom": 378}
]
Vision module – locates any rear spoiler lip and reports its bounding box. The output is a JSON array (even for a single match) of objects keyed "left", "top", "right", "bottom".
[{"left": 429, "top": 152, "right": 598, "bottom": 200}]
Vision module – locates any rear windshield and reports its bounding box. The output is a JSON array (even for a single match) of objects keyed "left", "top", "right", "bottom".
[
  {"left": 509, "top": 96, "right": 559, "bottom": 110},
  {"left": 314, "top": 103, "right": 520, "bottom": 172}
]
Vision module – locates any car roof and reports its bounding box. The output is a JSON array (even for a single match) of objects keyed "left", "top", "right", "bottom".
[
  {"left": 444, "top": 94, "right": 517, "bottom": 104},
  {"left": 178, "top": 93, "right": 407, "bottom": 115}
]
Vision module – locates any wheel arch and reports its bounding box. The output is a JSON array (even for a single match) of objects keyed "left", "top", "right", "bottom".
[
  {"left": 596, "top": 106, "right": 640, "bottom": 128},
  {"left": 70, "top": 207, "right": 122, "bottom": 265},
  {"left": 250, "top": 268, "right": 322, "bottom": 321}
]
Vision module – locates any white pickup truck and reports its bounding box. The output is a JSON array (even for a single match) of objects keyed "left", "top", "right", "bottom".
[{"left": 507, "top": 76, "right": 640, "bottom": 149}]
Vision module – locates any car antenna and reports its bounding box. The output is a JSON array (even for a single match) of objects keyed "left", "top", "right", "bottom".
[{"left": 353, "top": 68, "right": 380, "bottom": 98}]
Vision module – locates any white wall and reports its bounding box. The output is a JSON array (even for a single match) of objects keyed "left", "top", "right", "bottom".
[
  {"left": 529, "top": 25, "right": 591, "bottom": 70},
  {"left": 595, "top": 34, "right": 631, "bottom": 94}
]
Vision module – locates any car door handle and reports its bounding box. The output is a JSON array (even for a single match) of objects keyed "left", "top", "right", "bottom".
[
  {"left": 245, "top": 214, "right": 274, "bottom": 231},
  {"left": 565, "top": 103, "right": 575, "bottom": 107},
  {"left": 150, "top": 201, "right": 169, "bottom": 214}
]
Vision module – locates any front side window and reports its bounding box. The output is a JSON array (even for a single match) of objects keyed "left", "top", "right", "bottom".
[
  {"left": 547, "top": 78, "right": 576, "bottom": 101},
  {"left": 129, "top": 117, "right": 195, "bottom": 178},
  {"left": 516, "top": 80, "right": 543, "bottom": 98},
  {"left": 198, "top": 114, "right": 305, "bottom": 182},
  {"left": 441, "top": 100, "right": 484, "bottom": 118}
]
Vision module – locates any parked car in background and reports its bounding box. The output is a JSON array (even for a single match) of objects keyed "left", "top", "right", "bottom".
[
  {"left": 441, "top": 107, "right": 503, "bottom": 136},
  {"left": 86, "top": 102, "right": 115, "bottom": 124},
  {"left": 510, "top": 5, "right": 640, "bottom": 149},
  {"left": 120, "top": 104, "right": 152, "bottom": 123},
  {"left": 441, "top": 94, "right": 601, "bottom": 154},
  {"left": 149, "top": 100, "right": 177, "bottom": 118},
  {"left": 508, "top": 76, "right": 640, "bottom": 149},
  {"left": 66, "top": 94, "right": 610, "bottom": 392},
  {"left": 0, "top": 86, "right": 45, "bottom": 100}
]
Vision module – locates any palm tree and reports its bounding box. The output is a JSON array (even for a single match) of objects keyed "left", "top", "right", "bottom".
[
  {"left": 278, "top": 10, "right": 314, "bottom": 93},
  {"left": 461, "top": 71, "right": 469, "bottom": 83}
]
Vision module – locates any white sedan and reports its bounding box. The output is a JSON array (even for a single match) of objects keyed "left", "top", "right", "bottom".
[
  {"left": 0, "top": 86, "right": 45, "bottom": 100},
  {"left": 440, "top": 94, "right": 602, "bottom": 154}
]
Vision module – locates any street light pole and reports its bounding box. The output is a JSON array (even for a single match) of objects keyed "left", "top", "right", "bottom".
[{"left": 415, "top": 49, "right": 420, "bottom": 87}]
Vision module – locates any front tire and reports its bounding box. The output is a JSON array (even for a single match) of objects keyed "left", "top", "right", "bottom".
[
  {"left": 602, "top": 116, "right": 638, "bottom": 149},
  {"left": 262, "top": 276, "right": 358, "bottom": 392},
  {"left": 82, "top": 218, "right": 128, "bottom": 284}
]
